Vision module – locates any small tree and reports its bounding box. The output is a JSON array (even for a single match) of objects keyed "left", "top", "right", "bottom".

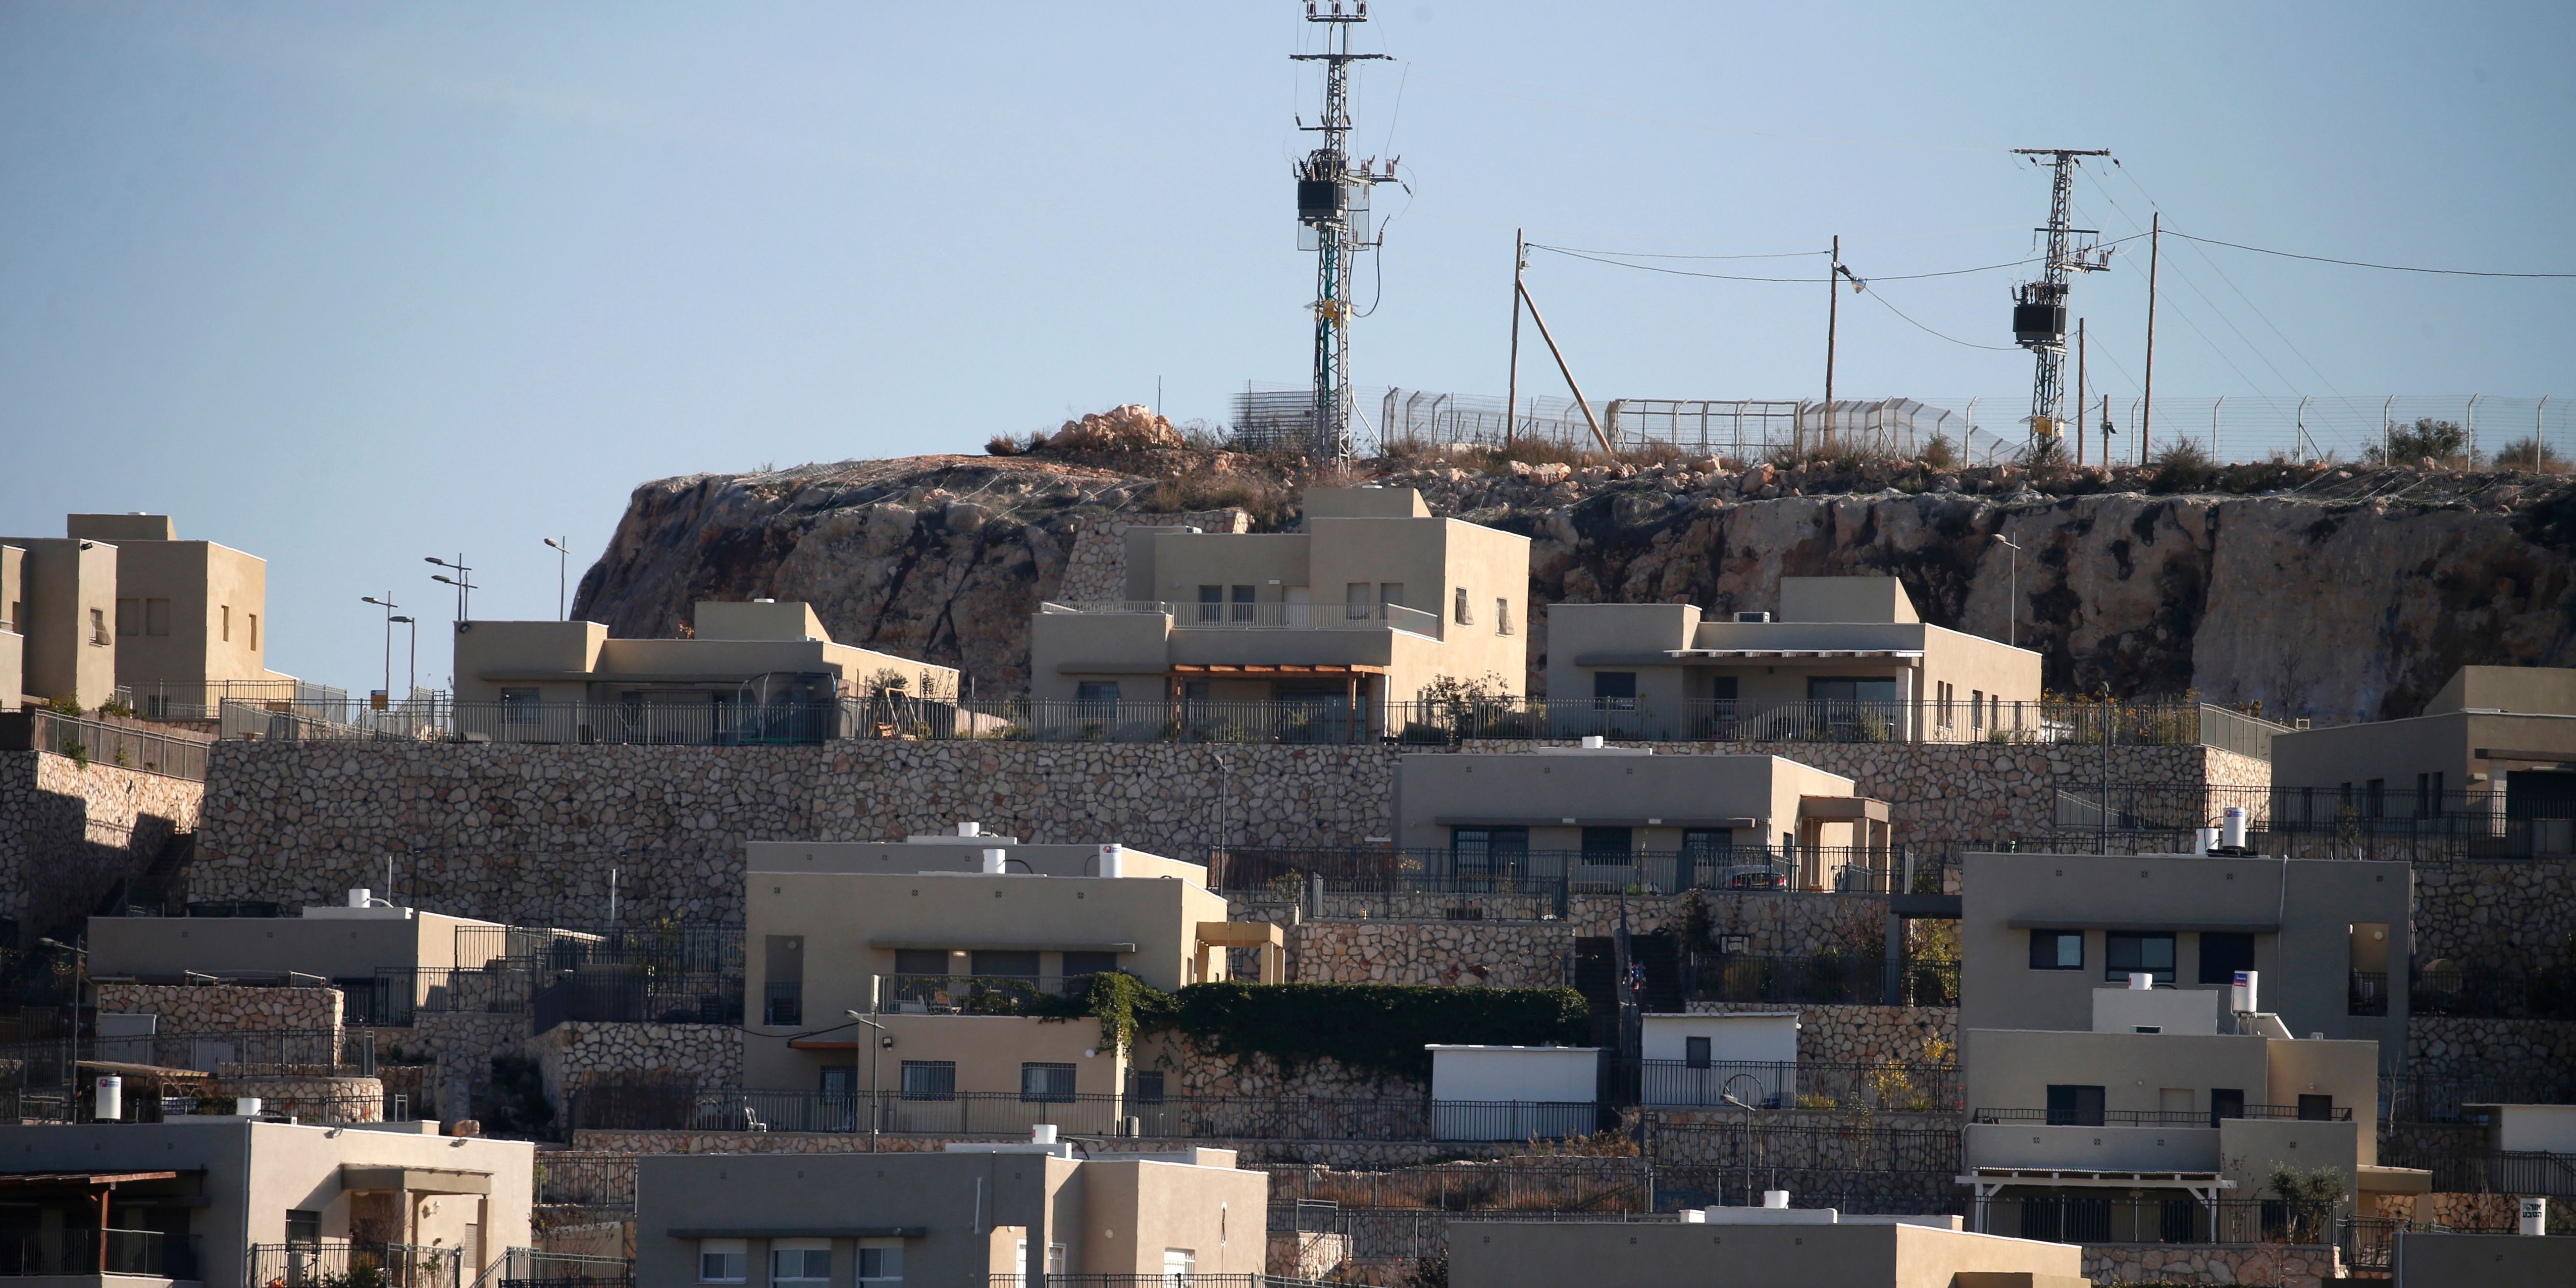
[
  {"left": 2265, "top": 1163, "right": 2347, "bottom": 1244},
  {"left": 2152, "top": 437, "right": 2218, "bottom": 492},
  {"left": 2365, "top": 418, "right": 2471, "bottom": 469}
]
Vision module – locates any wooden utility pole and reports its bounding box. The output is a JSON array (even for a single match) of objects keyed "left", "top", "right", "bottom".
[
  {"left": 1516, "top": 280, "right": 1611, "bottom": 455},
  {"left": 2140, "top": 213, "right": 2159, "bottom": 466},
  {"left": 1506, "top": 229, "right": 1524, "bottom": 449},
  {"left": 2101, "top": 394, "right": 2114, "bottom": 468},
  {"left": 2074, "top": 319, "right": 2087, "bottom": 466},
  {"left": 1822, "top": 234, "right": 1840, "bottom": 456}
]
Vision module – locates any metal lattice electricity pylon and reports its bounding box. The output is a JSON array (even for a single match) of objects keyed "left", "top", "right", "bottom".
[
  {"left": 2010, "top": 148, "right": 2113, "bottom": 447},
  {"left": 1291, "top": 1, "right": 1394, "bottom": 461}
]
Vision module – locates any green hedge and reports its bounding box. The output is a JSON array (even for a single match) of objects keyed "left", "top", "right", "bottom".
[{"left": 1038, "top": 979, "right": 1590, "bottom": 1081}]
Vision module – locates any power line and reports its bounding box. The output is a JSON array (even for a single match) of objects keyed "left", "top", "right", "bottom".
[
  {"left": 2164, "top": 229, "right": 2576, "bottom": 279},
  {"left": 1858, "top": 286, "right": 2021, "bottom": 352},
  {"left": 1525, "top": 244, "right": 1821, "bottom": 283},
  {"left": 1525, "top": 238, "right": 2148, "bottom": 284},
  {"left": 1530, "top": 245, "right": 1824, "bottom": 262}
]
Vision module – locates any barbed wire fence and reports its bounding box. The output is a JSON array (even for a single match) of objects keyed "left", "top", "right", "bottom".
[{"left": 1233, "top": 382, "right": 2568, "bottom": 468}]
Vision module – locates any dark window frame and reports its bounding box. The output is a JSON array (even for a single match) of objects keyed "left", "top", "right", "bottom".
[{"left": 2029, "top": 930, "right": 2085, "bottom": 970}]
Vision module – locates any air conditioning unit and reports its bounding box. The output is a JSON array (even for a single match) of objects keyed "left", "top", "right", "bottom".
[{"left": 1733, "top": 611, "right": 1772, "bottom": 623}]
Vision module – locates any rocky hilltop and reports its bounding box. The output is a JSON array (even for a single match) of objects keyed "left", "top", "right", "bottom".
[{"left": 572, "top": 414, "right": 2576, "bottom": 723}]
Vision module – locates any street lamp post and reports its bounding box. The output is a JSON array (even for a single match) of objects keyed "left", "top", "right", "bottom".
[
  {"left": 543, "top": 538, "right": 570, "bottom": 621},
  {"left": 360, "top": 595, "right": 400, "bottom": 705},
  {"left": 425, "top": 555, "right": 475, "bottom": 626},
  {"left": 391, "top": 617, "right": 417, "bottom": 710},
  {"left": 1991, "top": 535, "right": 2023, "bottom": 648},
  {"left": 1722, "top": 1074, "right": 1766, "bottom": 1209},
  {"left": 845, "top": 1008, "right": 889, "bottom": 1152}
]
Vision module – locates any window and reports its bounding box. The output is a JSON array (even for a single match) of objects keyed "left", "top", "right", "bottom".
[
  {"left": 90, "top": 607, "right": 109, "bottom": 645},
  {"left": 2417, "top": 771, "right": 2445, "bottom": 817},
  {"left": 1163, "top": 1250, "right": 1196, "bottom": 1279},
  {"left": 1971, "top": 690, "right": 1985, "bottom": 731},
  {"left": 1808, "top": 676, "right": 1898, "bottom": 703},
  {"left": 2297, "top": 1094, "right": 2335, "bottom": 1121},
  {"left": 856, "top": 1245, "right": 903, "bottom": 1285},
  {"left": 117, "top": 598, "right": 141, "bottom": 636},
  {"left": 764, "top": 936, "right": 804, "bottom": 1025},
  {"left": 1454, "top": 586, "right": 1472, "bottom": 625},
  {"left": 1684, "top": 1036, "right": 1712, "bottom": 1069},
  {"left": 1592, "top": 671, "right": 1637, "bottom": 710},
  {"left": 221, "top": 605, "right": 231, "bottom": 642},
  {"left": 2045, "top": 1084, "right": 2106, "bottom": 1126},
  {"left": 1231, "top": 585, "right": 1255, "bottom": 623},
  {"left": 1075, "top": 681, "right": 1120, "bottom": 712},
  {"left": 247, "top": 613, "right": 258, "bottom": 650},
  {"left": 2210, "top": 1088, "right": 2246, "bottom": 1126},
  {"left": 1580, "top": 827, "right": 1633, "bottom": 863},
  {"left": 696, "top": 1240, "right": 747, "bottom": 1283},
  {"left": 146, "top": 599, "right": 170, "bottom": 637},
  {"left": 894, "top": 948, "right": 948, "bottom": 977},
  {"left": 1450, "top": 826, "right": 1528, "bottom": 874},
  {"left": 287, "top": 1210, "right": 322, "bottom": 1246},
  {"left": 1196, "top": 585, "right": 1222, "bottom": 623},
  {"left": 1936, "top": 681, "right": 1954, "bottom": 727},
  {"left": 1128, "top": 1070, "right": 1166, "bottom": 1103},
  {"left": 769, "top": 1241, "right": 831, "bottom": 1286},
  {"left": 499, "top": 687, "right": 542, "bottom": 725},
  {"left": 2105, "top": 932, "right": 2177, "bottom": 985},
  {"left": 1062, "top": 951, "right": 1118, "bottom": 980},
  {"left": 1495, "top": 598, "right": 1513, "bottom": 636},
  {"left": 1378, "top": 583, "right": 1404, "bottom": 612},
  {"left": 1346, "top": 582, "right": 1371, "bottom": 621},
  {"left": 900, "top": 1061, "right": 956, "bottom": 1101},
  {"left": 1021, "top": 1062, "right": 1077, "bottom": 1102},
  {"left": 2029, "top": 931, "right": 2084, "bottom": 970},
  {"left": 972, "top": 949, "right": 1042, "bottom": 980},
  {"left": 2365, "top": 779, "right": 2385, "bottom": 818},
  {"left": 2198, "top": 933, "right": 2256, "bottom": 986}
]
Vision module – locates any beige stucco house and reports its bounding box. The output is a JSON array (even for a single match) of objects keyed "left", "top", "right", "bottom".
[
  {"left": 2270, "top": 665, "right": 2576, "bottom": 854},
  {"left": 1545, "top": 575, "right": 2040, "bottom": 741},
  {"left": 1, "top": 516, "right": 298, "bottom": 713},
  {"left": 1957, "top": 849, "right": 2411, "bottom": 1048},
  {"left": 449, "top": 600, "right": 959, "bottom": 743},
  {"left": 635, "top": 1137, "right": 1268, "bottom": 1287},
  {"left": 1959, "top": 1003, "right": 2426, "bottom": 1240},
  {"left": 0, "top": 543, "right": 23, "bottom": 709},
  {"left": 87, "top": 895, "right": 519, "bottom": 1026},
  {"left": 1027, "top": 486, "right": 1530, "bottom": 738},
  {"left": 0, "top": 533, "right": 121, "bottom": 709},
  {"left": 3, "top": 1117, "right": 533, "bottom": 1288},
  {"left": 739, "top": 828, "right": 1272, "bottom": 1117},
  {"left": 1396, "top": 745, "right": 1892, "bottom": 890}
]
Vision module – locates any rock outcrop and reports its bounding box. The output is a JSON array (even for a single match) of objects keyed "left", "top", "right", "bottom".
[{"left": 572, "top": 449, "right": 2576, "bottom": 723}]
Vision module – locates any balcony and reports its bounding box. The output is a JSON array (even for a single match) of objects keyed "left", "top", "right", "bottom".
[
  {"left": 1972, "top": 1103, "right": 2352, "bottom": 1126},
  {"left": 762, "top": 982, "right": 803, "bottom": 1026},
  {"left": 1963, "top": 1121, "right": 2222, "bottom": 1173},
  {"left": 247, "top": 1243, "right": 460, "bottom": 1288},
  {"left": 873, "top": 973, "right": 1091, "bottom": 1015},
  {"left": 1041, "top": 599, "right": 1442, "bottom": 638},
  {"left": 0, "top": 1228, "right": 200, "bottom": 1282}
]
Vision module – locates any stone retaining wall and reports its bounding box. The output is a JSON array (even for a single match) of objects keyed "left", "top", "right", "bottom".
[
  {"left": 0, "top": 750, "right": 201, "bottom": 931},
  {"left": 213, "top": 1074, "right": 385, "bottom": 1123},
  {"left": 1684, "top": 1002, "right": 1956, "bottom": 1067},
  {"left": 2080, "top": 1242, "right": 2341, "bottom": 1286},
  {"left": 2405, "top": 1015, "right": 2576, "bottom": 1082},
  {"left": 370, "top": 1012, "right": 533, "bottom": 1122},
  {"left": 1136, "top": 1043, "right": 1422, "bottom": 1101},
  {"left": 1055, "top": 509, "right": 1250, "bottom": 603},
  {"left": 563, "top": 1128, "right": 1594, "bottom": 1169},
  {"left": 95, "top": 983, "right": 342, "bottom": 1035},
  {"left": 195, "top": 741, "right": 1399, "bottom": 923},
  {"left": 534, "top": 1021, "right": 743, "bottom": 1106},
  {"left": 1289, "top": 920, "right": 1570, "bottom": 988},
  {"left": 2413, "top": 859, "right": 2576, "bottom": 969}
]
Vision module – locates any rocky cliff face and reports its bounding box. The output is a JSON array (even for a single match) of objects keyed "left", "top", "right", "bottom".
[{"left": 573, "top": 449, "right": 2576, "bottom": 723}]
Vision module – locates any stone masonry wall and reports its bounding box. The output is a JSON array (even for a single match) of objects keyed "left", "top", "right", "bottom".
[
  {"left": 2081, "top": 1242, "right": 2342, "bottom": 1286},
  {"left": 194, "top": 741, "right": 1400, "bottom": 923},
  {"left": 1289, "top": 921, "right": 1570, "bottom": 988},
  {"left": 1685, "top": 1001, "right": 1956, "bottom": 1067},
  {"left": 94, "top": 983, "right": 342, "bottom": 1035},
  {"left": 533, "top": 1021, "right": 743, "bottom": 1107},
  {"left": 0, "top": 749, "right": 202, "bottom": 931},
  {"left": 2405, "top": 1015, "right": 2576, "bottom": 1083},
  {"left": 369, "top": 1012, "right": 532, "bottom": 1123},
  {"left": 1137, "top": 1042, "right": 1423, "bottom": 1100},
  {"left": 2412, "top": 859, "right": 2576, "bottom": 968},
  {"left": 1054, "top": 509, "right": 1251, "bottom": 603}
]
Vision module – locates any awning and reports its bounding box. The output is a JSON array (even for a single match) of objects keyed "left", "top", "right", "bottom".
[
  {"left": 1957, "top": 1167, "right": 2233, "bottom": 1191},
  {"left": 2006, "top": 917, "right": 2281, "bottom": 934},
  {"left": 2357, "top": 1166, "right": 2433, "bottom": 1195},
  {"left": 1196, "top": 921, "right": 1285, "bottom": 948},
  {"left": 1798, "top": 796, "right": 1890, "bottom": 822},
  {"left": 1168, "top": 663, "right": 1383, "bottom": 675},
  {"left": 0, "top": 1172, "right": 182, "bottom": 1189},
  {"left": 340, "top": 1166, "right": 491, "bottom": 1196},
  {"left": 1571, "top": 649, "right": 1925, "bottom": 665}
]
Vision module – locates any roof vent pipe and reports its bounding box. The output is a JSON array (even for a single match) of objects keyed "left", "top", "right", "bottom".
[
  {"left": 1580, "top": 735, "right": 1605, "bottom": 750},
  {"left": 2128, "top": 972, "right": 2154, "bottom": 991},
  {"left": 347, "top": 889, "right": 371, "bottom": 908},
  {"left": 1762, "top": 1190, "right": 1790, "bottom": 1209},
  {"left": 1098, "top": 844, "right": 1124, "bottom": 879},
  {"left": 957, "top": 821, "right": 981, "bottom": 838},
  {"left": 982, "top": 849, "right": 1007, "bottom": 874},
  {"left": 2221, "top": 807, "right": 2248, "bottom": 850}
]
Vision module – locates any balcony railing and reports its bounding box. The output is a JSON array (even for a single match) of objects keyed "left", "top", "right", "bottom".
[
  {"left": 873, "top": 973, "right": 1090, "bottom": 1015},
  {"left": 1972, "top": 1103, "right": 2351, "bottom": 1126},
  {"left": 566, "top": 1087, "right": 1607, "bottom": 1142},
  {"left": 1693, "top": 954, "right": 1958, "bottom": 1007},
  {"left": 250, "top": 1243, "right": 462, "bottom": 1288},
  {"left": 1637, "top": 1059, "right": 1959, "bottom": 1113},
  {"left": 0, "top": 1227, "right": 199, "bottom": 1279},
  {"left": 2409, "top": 963, "right": 2576, "bottom": 1020},
  {"left": 2046, "top": 782, "right": 2576, "bottom": 861},
  {"left": 0, "top": 709, "right": 211, "bottom": 779},
  {"left": 1205, "top": 846, "right": 1938, "bottom": 900},
  {"left": 1388, "top": 697, "right": 2285, "bottom": 753},
  {"left": 1042, "top": 599, "right": 1443, "bottom": 638},
  {"left": 1972, "top": 1196, "right": 2331, "bottom": 1246}
]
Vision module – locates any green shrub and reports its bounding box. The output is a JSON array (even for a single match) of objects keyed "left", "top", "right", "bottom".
[{"left": 1034, "top": 978, "right": 1589, "bottom": 1080}]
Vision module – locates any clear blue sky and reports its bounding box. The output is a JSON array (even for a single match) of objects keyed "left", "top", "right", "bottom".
[{"left": 4, "top": 3, "right": 2570, "bottom": 695}]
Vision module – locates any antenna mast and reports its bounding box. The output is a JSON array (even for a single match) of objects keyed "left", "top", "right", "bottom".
[
  {"left": 1292, "top": 1, "right": 1393, "bottom": 462},
  {"left": 2009, "top": 148, "right": 2112, "bottom": 450}
]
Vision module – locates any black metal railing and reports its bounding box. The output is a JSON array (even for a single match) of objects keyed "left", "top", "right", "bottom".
[
  {"left": 0, "top": 1227, "right": 198, "bottom": 1279},
  {"left": 1972, "top": 1103, "right": 2351, "bottom": 1126},
  {"left": 988, "top": 1277, "right": 1347, "bottom": 1288},
  {"left": 487, "top": 1248, "right": 635, "bottom": 1288},
  {"left": 2385, "top": 1070, "right": 2576, "bottom": 1122},
  {"left": 1691, "top": 954, "right": 1957, "bottom": 1007},
  {"left": 0, "top": 708, "right": 211, "bottom": 779},
  {"left": 250, "top": 1242, "right": 463, "bottom": 1288},
  {"left": 566, "top": 1086, "right": 1608, "bottom": 1142},
  {"left": 873, "top": 973, "right": 1090, "bottom": 1014},
  {"left": 2043, "top": 782, "right": 2576, "bottom": 861},
  {"left": 1974, "top": 1196, "right": 2329, "bottom": 1245},
  {"left": 1637, "top": 1059, "right": 1959, "bottom": 1113},
  {"left": 1206, "top": 846, "right": 1935, "bottom": 900},
  {"left": 2409, "top": 962, "right": 2576, "bottom": 1020}
]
